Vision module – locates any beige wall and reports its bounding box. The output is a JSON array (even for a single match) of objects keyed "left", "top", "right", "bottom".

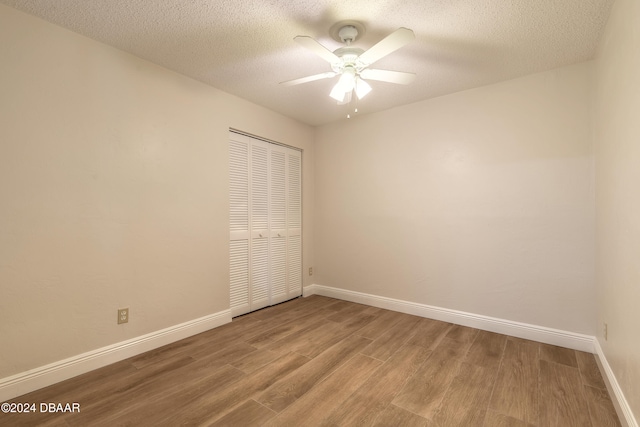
[
  {"left": 594, "top": 0, "right": 640, "bottom": 419},
  {"left": 0, "top": 3, "right": 314, "bottom": 379},
  {"left": 314, "top": 62, "right": 595, "bottom": 334}
]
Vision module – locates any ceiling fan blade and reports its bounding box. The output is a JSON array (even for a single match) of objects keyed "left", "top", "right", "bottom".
[
  {"left": 357, "top": 27, "right": 415, "bottom": 66},
  {"left": 294, "top": 36, "right": 340, "bottom": 64},
  {"left": 360, "top": 68, "right": 416, "bottom": 85},
  {"left": 280, "top": 72, "right": 337, "bottom": 86}
]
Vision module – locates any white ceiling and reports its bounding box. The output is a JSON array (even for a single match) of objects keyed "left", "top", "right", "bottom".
[{"left": 2, "top": 0, "right": 614, "bottom": 126}]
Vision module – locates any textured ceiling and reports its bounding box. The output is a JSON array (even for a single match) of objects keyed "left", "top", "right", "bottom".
[{"left": 2, "top": 0, "right": 614, "bottom": 126}]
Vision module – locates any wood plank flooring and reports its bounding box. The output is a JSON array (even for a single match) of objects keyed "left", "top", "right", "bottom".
[{"left": 1, "top": 296, "right": 621, "bottom": 426}]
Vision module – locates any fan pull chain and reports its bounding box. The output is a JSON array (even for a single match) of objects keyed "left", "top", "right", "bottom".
[{"left": 347, "top": 92, "right": 360, "bottom": 118}]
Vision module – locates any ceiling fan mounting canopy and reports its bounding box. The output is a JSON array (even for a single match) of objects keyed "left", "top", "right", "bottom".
[
  {"left": 281, "top": 21, "right": 416, "bottom": 105},
  {"left": 329, "top": 20, "right": 366, "bottom": 43},
  {"left": 337, "top": 25, "right": 359, "bottom": 44}
]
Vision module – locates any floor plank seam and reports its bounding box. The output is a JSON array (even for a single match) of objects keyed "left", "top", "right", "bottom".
[
  {"left": 253, "top": 398, "right": 278, "bottom": 416},
  {"left": 483, "top": 335, "right": 510, "bottom": 426},
  {"left": 582, "top": 385, "right": 598, "bottom": 427}
]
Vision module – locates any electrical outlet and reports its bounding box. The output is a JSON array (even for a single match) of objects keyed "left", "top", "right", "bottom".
[
  {"left": 118, "top": 308, "right": 129, "bottom": 324},
  {"left": 604, "top": 322, "right": 608, "bottom": 340},
  {"left": 309, "top": 267, "right": 313, "bottom": 276}
]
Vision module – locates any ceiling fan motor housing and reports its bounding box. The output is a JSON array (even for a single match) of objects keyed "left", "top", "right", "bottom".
[{"left": 331, "top": 47, "right": 365, "bottom": 74}]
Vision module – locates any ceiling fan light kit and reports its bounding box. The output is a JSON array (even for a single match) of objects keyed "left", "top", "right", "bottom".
[{"left": 281, "top": 21, "right": 416, "bottom": 112}]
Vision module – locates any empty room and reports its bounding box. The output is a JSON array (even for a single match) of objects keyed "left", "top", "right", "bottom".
[{"left": 0, "top": 0, "right": 638, "bottom": 426}]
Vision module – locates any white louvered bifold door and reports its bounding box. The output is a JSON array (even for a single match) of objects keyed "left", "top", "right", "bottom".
[
  {"left": 229, "top": 132, "right": 302, "bottom": 317},
  {"left": 250, "top": 141, "right": 270, "bottom": 312},
  {"left": 269, "top": 147, "right": 288, "bottom": 304},
  {"left": 287, "top": 150, "right": 302, "bottom": 299},
  {"left": 229, "top": 138, "right": 250, "bottom": 317}
]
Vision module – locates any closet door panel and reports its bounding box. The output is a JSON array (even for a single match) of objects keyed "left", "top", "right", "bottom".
[
  {"left": 250, "top": 142, "right": 270, "bottom": 311},
  {"left": 229, "top": 138, "right": 250, "bottom": 316},
  {"left": 287, "top": 151, "right": 302, "bottom": 298},
  {"left": 270, "top": 147, "right": 288, "bottom": 303}
]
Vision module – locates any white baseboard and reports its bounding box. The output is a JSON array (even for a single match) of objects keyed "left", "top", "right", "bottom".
[
  {"left": 304, "top": 284, "right": 638, "bottom": 426},
  {"left": 594, "top": 339, "right": 638, "bottom": 427},
  {"left": 304, "top": 284, "right": 594, "bottom": 352},
  {"left": 0, "top": 310, "right": 231, "bottom": 403}
]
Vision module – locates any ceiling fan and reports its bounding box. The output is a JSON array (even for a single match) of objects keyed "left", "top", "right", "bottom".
[{"left": 281, "top": 22, "right": 416, "bottom": 104}]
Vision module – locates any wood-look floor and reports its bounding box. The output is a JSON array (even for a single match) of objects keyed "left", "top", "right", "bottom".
[{"left": 2, "top": 296, "right": 621, "bottom": 427}]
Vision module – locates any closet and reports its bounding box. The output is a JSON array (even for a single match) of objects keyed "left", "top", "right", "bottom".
[{"left": 229, "top": 131, "right": 302, "bottom": 317}]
